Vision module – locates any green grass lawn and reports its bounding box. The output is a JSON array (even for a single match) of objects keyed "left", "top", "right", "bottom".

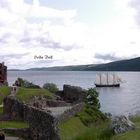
[
  {"left": 16, "top": 87, "right": 53, "bottom": 103},
  {"left": 0, "top": 121, "right": 29, "bottom": 129},
  {"left": 59, "top": 116, "right": 140, "bottom": 140},
  {"left": 0, "top": 86, "right": 10, "bottom": 104}
]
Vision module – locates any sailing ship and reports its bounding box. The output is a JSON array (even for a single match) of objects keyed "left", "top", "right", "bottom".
[{"left": 95, "top": 73, "right": 121, "bottom": 87}]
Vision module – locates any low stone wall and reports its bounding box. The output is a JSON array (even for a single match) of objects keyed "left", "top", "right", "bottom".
[
  {"left": 3, "top": 97, "right": 60, "bottom": 140},
  {"left": 29, "top": 96, "right": 70, "bottom": 109},
  {"left": 58, "top": 103, "right": 84, "bottom": 122},
  {"left": 0, "top": 114, "right": 11, "bottom": 121}
]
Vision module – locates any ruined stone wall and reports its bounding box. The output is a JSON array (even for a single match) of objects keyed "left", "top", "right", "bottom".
[
  {"left": 46, "top": 100, "right": 70, "bottom": 107},
  {"left": 24, "top": 106, "right": 60, "bottom": 140},
  {"left": 0, "top": 62, "right": 7, "bottom": 85},
  {"left": 56, "top": 85, "right": 87, "bottom": 103},
  {"left": 58, "top": 103, "right": 84, "bottom": 122},
  {"left": 3, "top": 96, "right": 85, "bottom": 139},
  {"left": 3, "top": 97, "right": 60, "bottom": 140},
  {"left": 3, "top": 96, "right": 24, "bottom": 120}
]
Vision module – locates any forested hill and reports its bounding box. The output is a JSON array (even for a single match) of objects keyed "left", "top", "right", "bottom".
[
  {"left": 10, "top": 57, "right": 140, "bottom": 71},
  {"left": 26, "top": 64, "right": 98, "bottom": 71},
  {"left": 85, "top": 57, "right": 140, "bottom": 71}
]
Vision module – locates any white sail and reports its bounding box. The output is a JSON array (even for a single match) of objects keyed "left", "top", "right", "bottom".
[
  {"left": 95, "top": 74, "right": 100, "bottom": 84},
  {"left": 101, "top": 74, "right": 107, "bottom": 85},
  {"left": 95, "top": 73, "right": 121, "bottom": 86},
  {"left": 108, "top": 74, "right": 113, "bottom": 85}
]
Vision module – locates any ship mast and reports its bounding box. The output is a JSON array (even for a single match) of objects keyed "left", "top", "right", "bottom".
[
  {"left": 113, "top": 73, "right": 115, "bottom": 84},
  {"left": 100, "top": 74, "right": 102, "bottom": 85},
  {"left": 106, "top": 73, "right": 109, "bottom": 85}
]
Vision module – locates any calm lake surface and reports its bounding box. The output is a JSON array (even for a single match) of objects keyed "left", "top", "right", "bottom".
[{"left": 7, "top": 71, "right": 140, "bottom": 115}]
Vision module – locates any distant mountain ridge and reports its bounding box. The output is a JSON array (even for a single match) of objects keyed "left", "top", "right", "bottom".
[
  {"left": 8, "top": 57, "right": 140, "bottom": 71},
  {"left": 25, "top": 64, "right": 98, "bottom": 71},
  {"left": 85, "top": 57, "right": 140, "bottom": 71}
]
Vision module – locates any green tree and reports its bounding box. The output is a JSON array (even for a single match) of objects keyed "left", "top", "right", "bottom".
[{"left": 85, "top": 88, "right": 100, "bottom": 109}]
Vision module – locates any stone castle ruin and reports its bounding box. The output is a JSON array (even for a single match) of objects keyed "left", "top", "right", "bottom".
[
  {"left": 0, "top": 62, "right": 86, "bottom": 139},
  {"left": 1, "top": 85, "right": 86, "bottom": 140},
  {"left": 3, "top": 96, "right": 60, "bottom": 140},
  {"left": 0, "top": 62, "right": 8, "bottom": 86}
]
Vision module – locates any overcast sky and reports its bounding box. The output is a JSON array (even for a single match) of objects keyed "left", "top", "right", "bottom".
[{"left": 0, "top": 0, "right": 140, "bottom": 69}]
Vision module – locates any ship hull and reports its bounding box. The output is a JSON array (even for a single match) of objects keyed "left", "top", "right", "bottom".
[{"left": 95, "top": 84, "right": 120, "bottom": 87}]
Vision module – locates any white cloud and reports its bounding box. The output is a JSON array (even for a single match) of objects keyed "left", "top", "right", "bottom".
[
  {"left": 0, "top": 0, "right": 140, "bottom": 69},
  {"left": 130, "top": 0, "right": 140, "bottom": 26}
]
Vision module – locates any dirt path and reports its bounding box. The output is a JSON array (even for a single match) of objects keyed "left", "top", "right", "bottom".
[{"left": 47, "top": 106, "right": 72, "bottom": 116}]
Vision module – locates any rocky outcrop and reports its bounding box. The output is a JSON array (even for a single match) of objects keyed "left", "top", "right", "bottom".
[
  {"left": 110, "top": 115, "right": 135, "bottom": 134},
  {"left": 56, "top": 85, "right": 87, "bottom": 103}
]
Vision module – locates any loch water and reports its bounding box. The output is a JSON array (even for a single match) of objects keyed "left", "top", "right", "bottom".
[{"left": 7, "top": 71, "right": 140, "bottom": 115}]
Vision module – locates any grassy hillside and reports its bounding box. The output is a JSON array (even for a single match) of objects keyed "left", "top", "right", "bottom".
[
  {"left": 0, "top": 86, "right": 54, "bottom": 104},
  {"left": 0, "top": 86, "right": 11, "bottom": 104},
  {"left": 59, "top": 117, "right": 110, "bottom": 140},
  {"left": 16, "top": 87, "right": 53, "bottom": 103},
  {"left": 0, "top": 86, "right": 53, "bottom": 104},
  {"left": 59, "top": 116, "right": 140, "bottom": 140},
  {"left": 59, "top": 117, "right": 88, "bottom": 140}
]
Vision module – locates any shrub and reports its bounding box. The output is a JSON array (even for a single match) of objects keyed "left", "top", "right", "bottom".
[
  {"left": 43, "top": 83, "right": 58, "bottom": 93},
  {"left": 14, "top": 78, "right": 40, "bottom": 89}
]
